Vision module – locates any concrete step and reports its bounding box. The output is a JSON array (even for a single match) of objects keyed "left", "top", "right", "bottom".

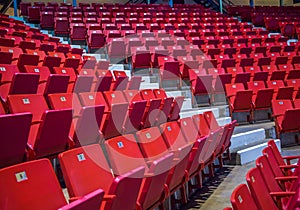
[
  {"left": 179, "top": 105, "right": 229, "bottom": 119},
  {"left": 229, "top": 123, "right": 280, "bottom": 165},
  {"left": 139, "top": 82, "right": 159, "bottom": 90},
  {"left": 235, "top": 139, "right": 281, "bottom": 165},
  {"left": 181, "top": 98, "right": 193, "bottom": 110}
]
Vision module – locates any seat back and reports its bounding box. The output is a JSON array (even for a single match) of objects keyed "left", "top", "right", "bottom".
[
  {"left": 233, "top": 90, "right": 253, "bottom": 110},
  {"left": 246, "top": 168, "right": 278, "bottom": 210},
  {"left": 58, "top": 189, "right": 104, "bottom": 210},
  {"left": 94, "top": 75, "right": 113, "bottom": 92},
  {"left": 78, "top": 92, "right": 109, "bottom": 112},
  {"left": 230, "top": 184, "right": 259, "bottom": 210},
  {"left": 48, "top": 92, "right": 82, "bottom": 116},
  {"left": 0, "top": 159, "right": 67, "bottom": 210},
  {"left": 72, "top": 75, "right": 94, "bottom": 93},
  {"left": 271, "top": 100, "right": 293, "bottom": 117},
  {"left": 169, "top": 96, "right": 184, "bottom": 121},
  {"left": 0, "top": 113, "right": 32, "bottom": 168},
  {"left": 256, "top": 155, "right": 282, "bottom": 192},
  {"left": 59, "top": 144, "right": 113, "bottom": 197},
  {"left": 160, "top": 121, "right": 189, "bottom": 150},
  {"left": 101, "top": 103, "right": 128, "bottom": 139},
  {"left": 33, "top": 109, "right": 72, "bottom": 158},
  {"left": 135, "top": 126, "right": 170, "bottom": 162},
  {"left": 253, "top": 88, "right": 274, "bottom": 109},
  {"left": 73, "top": 105, "right": 105, "bottom": 146},
  {"left": 9, "top": 73, "right": 39, "bottom": 95},
  {"left": 43, "top": 74, "right": 70, "bottom": 95},
  {"left": 123, "top": 100, "right": 147, "bottom": 134},
  {"left": 8, "top": 94, "right": 49, "bottom": 121}
]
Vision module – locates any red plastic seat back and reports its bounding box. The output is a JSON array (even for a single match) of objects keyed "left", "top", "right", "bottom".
[
  {"left": 0, "top": 159, "right": 67, "bottom": 210},
  {"left": 230, "top": 184, "right": 259, "bottom": 210}
]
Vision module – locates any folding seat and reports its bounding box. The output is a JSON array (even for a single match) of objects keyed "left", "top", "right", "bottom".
[
  {"left": 93, "top": 73, "right": 113, "bottom": 92},
  {"left": 275, "top": 56, "right": 293, "bottom": 71},
  {"left": 178, "top": 117, "right": 209, "bottom": 185},
  {"left": 105, "top": 134, "right": 174, "bottom": 210},
  {"left": 42, "top": 54, "right": 62, "bottom": 73},
  {"left": 190, "top": 75, "right": 213, "bottom": 106},
  {"left": 192, "top": 114, "right": 224, "bottom": 177},
  {"left": 268, "top": 45, "right": 282, "bottom": 58},
  {"left": 225, "top": 83, "right": 253, "bottom": 123},
  {"left": 150, "top": 46, "right": 169, "bottom": 68},
  {"left": 40, "top": 11, "right": 54, "bottom": 29},
  {"left": 152, "top": 89, "right": 174, "bottom": 124},
  {"left": 272, "top": 99, "right": 300, "bottom": 140},
  {"left": 27, "top": 6, "right": 40, "bottom": 23},
  {"left": 212, "top": 73, "right": 233, "bottom": 105},
  {"left": 246, "top": 167, "right": 282, "bottom": 210},
  {"left": 131, "top": 47, "right": 152, "bottom": 74},
  {"left": 287, "top": 79, "right": 300, "bottom": 99},
  {"left": 136, "top": 126, "right": 191, "bottom": 201},
  {"left": 286, "top": 69, "right": 300, "bottom": 80},
  {"left": 247, "top": 81, "right": 274, "bottom": 121},
  {"left": 59, "top": 144, "right": 145, "bottom": 210},
  {"left": 266, "top": 139, "right": 300, "bottom": 175},
  {"left": 0, "top": 159, "right": 105, "bottom": 209},
  {"left": 87, "top": 31, "right": 105, "bottom": 53},
  {"left": 64, "top": 54, "right": 81, "bottom": 72},
  {"left": 168, "top": 96, "right": 185, "bottom": 121},
  {"left": 159, "top": 57, "right": 181, "bottom": 89},
  {"left": 54, "top": 17, "right": 69, "bottom": 35},
  {"left": 0, "top": 113, "right": 32, "bottom": 168},
  {"left": 70, "top": 23, "right": 86, "bottom": 43},
  {"left": 49, "top": 93, "right": 105, "bottom": 147},
  {"left": 140, "top": 89, "right": 163, "bottom": 127},
  {"left": 24, "top": 65, "right": 51, "bottom": 94},
  {"left": 0, "top": 51, "right": 13, "bottom": 64},
  {"left": 291, "top": 55, "right": 300, "bottom": 69},
  {"left": 282, "top": 45, "right": 296, "bottom": 57},
  {"left": 256, "top": 155, "right": 298, "bottom": 207},
  {"left": 266, "top": 80, "right": 294, "bottom": 100},
  {"left": 177, "top": 56, "right": 200, "bottom": 81},
  {"left": 107, "top": 38, "right": 126, "bottom": 63},
  {"left": 17, "top": 53, "right": 39, "bottom": 72},
  {"left": 229, "top": 184, "right": 259, "bottom": 210},
  {"left": 8, "top": 94, "right": 72, "bottom": 159},
  {"left": 262, "top": 146, "right": 300, "bottom": 182},
  {"left": 0, "top": 73, "right": 39, "bottom": 103},
  {"left": 20, "top": 2, "right": 31, "bottom": 16}
]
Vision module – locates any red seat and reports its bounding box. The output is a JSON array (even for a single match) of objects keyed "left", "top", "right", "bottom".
[
  {"left": 266, "top": 80, "right": 294, "bottom": 100},
  {"left": 230, "top": 184, "right": 259, "bottom": 210},
  {"left": 105, "top": 134, "right": 174, "bottom": 210},
  {"left": 225, "top": 83, "right": 253, "bottom": 122},
  {"left": 0, "top": 159, "right": 104, "bottom": 210},
  {"left": 0, "top": 113, "right": 32, "bottom": 168},
  {"left": 0, "top": 72, "right": 39, "bottom": 102},
  {"left": 59, "top": 144, "right": 145, "bottom": 210},
  {"left": 272, "top": 99, "right": 300, "bottom": 140},
  {"left": 8, "top": 94, "right": 72, "bottom": 159}
]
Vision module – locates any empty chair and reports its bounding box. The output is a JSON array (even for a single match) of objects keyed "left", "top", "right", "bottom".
[
  {"left": 225, "top": 83, "right": 253, "bottom": 123},
  {"left": 70, "top": 23, "right": 86, "bottom": 43},
  {"left": 230, "top": 184, "right": 259, "bottom": 210},
  {"left": 246, "top": 167, "right": 285, "bottom": 210},
  {"left": 87, "top": 31, "right": 105, "bottom": 52},
  {"left": 266, "top": 80, "right": 294, "bottom": 100},
  {"left": 0, "top": 159, "right": 104, "bottom": 210},
  {"left": 54, "top": 17, "right": 69, "bottom": 35},
  {"left": 159, "top": 57, "right": 181, "bottom": 89},
  {"left": 40, "top": 11, "right": 54, "bottom": 29},
  {"left": 59, "top": 144, "right": 145, "bottom": 210},
  {"left": 272, "top": 99, "right": 300, "bottom": 142},
  {"left": 27, "top": 6, "right": 40, "bottom": 23},
  {"left": 0, "top": 113, "right": 32, "bottom": 168},
  {"left": 0, "top": 73, "right": 39, "bottom": 103},
  {"left": 8, "top": 94, "right": 72, "bottom": 159},
  {"left": 105, "top": 134, "right": 174, "bottom": 210},
  {"left": 17, "top": 53, "right": 39, "bottom": 72},
  {"left": 190, "top": 75, "right": 213, "bottom": 106},
  {"left": 247, "top": 81, "right": 274, "bottom": 121}
]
